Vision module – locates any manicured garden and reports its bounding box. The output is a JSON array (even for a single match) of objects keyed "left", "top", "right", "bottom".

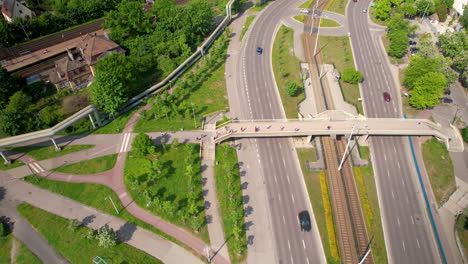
[
  {"left": 214, "top": 143, "right": 246, "bottom": 263},
  {"left": 422, "top": 139, "right": 456, "bottom": 204},
  {"left": 51, "top": 154, "right": 118, "bottom": 174},
  {"left": 319, "top": 36, "right": 363, "bottom": 114},
  {"left": 124, "top": 139, "right": 209, "bottom": 243},
  {"left": 8, "top": 145, "right": 94, "bottom": 161},
  {"left": 17, "top": 203, "right": 162, "bottom": 264},
  {"left": 272, "top": 25, "right": 304, "bottom": 118}
]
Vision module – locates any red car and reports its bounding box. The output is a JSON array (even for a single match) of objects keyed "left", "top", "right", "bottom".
[{"left": 383, "top": 92, "right": 391, "bottom": 102}]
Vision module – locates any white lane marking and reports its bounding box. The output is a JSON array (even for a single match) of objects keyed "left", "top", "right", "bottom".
[
  {"left": 279, "top": 143, "right": 283, "bottom": 150},
  {"left": 397, "top": 217, "right": 400, "bottom": 227},
  {"left": 416, "top": 238, "right": 420, "bottom": 248},
  {"left": 391, "top": 190, "right": 395, "bottom": 199},
  {"left": 402, "top": 179, "right": 406, "bottom": 186},
  {"left": 411, "top": 215, "right": 414, "bottom": 225},
  {"left": 290, "top": 255, "right": 294, "bottom": 264},
  {"left": 287, "top": 174, "right": 291, "bottom": 184},
  {"left": 383, "top": 153, "right": 387, "bottom": 161},
  {"left": 402, "top": 241, "right": 406, "bottom": 252},
  {"left": 278, "top": 193, "right": 281, "bottom": 202},
  {"left": 288, "top": 240, "right": 291, "bottom": 250},
  {"left": 119, "top": 133, "right": 130, "bottom": 153},
  {"left": 397, "top": 162, "right": 401, "bottom": 169},
  {"left": 393, "top": 145, "right": 397, "bottom": 154},
  {"left": 291, "top": 194, "right": 295, "bottom": 204},
  {"left": 282, "top": 158, "right": 286, "bottom": 168},
  {"left": 283, "top": 215, "right": 286, "bottom": 224},
  {"left": 406, "top": 196, "right": 409, "bottom": 204},
  {"left": 306, "top": 257, "right": 310, "bottom": 264},
  {"left": 302, "top": 239, "right": 306, "bottom": 249},
  {"left": 274, "top": 175, "right": 278, "bottom": 183}
]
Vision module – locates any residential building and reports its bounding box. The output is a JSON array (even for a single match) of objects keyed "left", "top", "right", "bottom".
[{"left": 1, "top": 0, "right": 34, "bottom": 23}]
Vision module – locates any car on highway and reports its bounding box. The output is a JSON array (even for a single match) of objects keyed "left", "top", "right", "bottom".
[
  {"left": 256, "top": 47, "right": 263, "bottom": 55},
  {"left": 298, "top": 211, "right": 311, "bottom": 232},
  {"left": 383, "top": 92, "right": 391, "bottom": 102},
  {"left": 299, "top": 8, "right": 309, "bottom": 13},
  {"left": 362, "top": 8, "right": 367, "bottom": 12},
  {"left": 408, "top": 40, "right": 417, "bottom": 45}
]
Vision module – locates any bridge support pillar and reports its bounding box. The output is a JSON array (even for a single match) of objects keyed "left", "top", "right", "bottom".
[
  {"left": 330, "top": 134, "right": 337, "bottom": 140},
  {"left": 50, "top": 138, "right": 61, "bottom": 152},
  {"left": 89, "top": 114, "right": 96, "bottom": 129},
  {"left": 0, "top": 151, "right": 10, "bottom": 165},
  {"left": 357, "top": 134, "right": 369, "bottom": 146}
]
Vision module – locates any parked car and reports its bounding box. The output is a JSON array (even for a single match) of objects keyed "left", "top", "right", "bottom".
[
  {"left": 256, "top": 47, "right": 263, "bottom": 55},
  {"left": 408, "top": 40, "right": 417, "bottom": 45},
  {"left": 441, "top": 97, "right": 453, "bottom": 103},
  {"left": 383, "top": 92, "right": 391, "bottom": 102},
  {"left": 298, "top": 211, "right": 311, "bottom": 232},
  {"left": 444, "top": 89, "right": 451, "bottom": 95},
  {"left": 362, "top": 8, "right": 367, "bottom": 12}
]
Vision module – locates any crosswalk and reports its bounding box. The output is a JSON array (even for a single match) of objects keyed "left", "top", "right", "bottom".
[
  {"left": 28, "top": 162, "right": 44, "bottom": 174},
  {"left": 120, "top": 133, "right": 132, "bottom": 153}
]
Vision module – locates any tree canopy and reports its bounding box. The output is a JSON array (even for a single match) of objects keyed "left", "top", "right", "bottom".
[
  {"left": 438, "top": 31, "right": 468, "bottom": 58},
  {"left": 342, "top": 68, "right": 364, "bottom": 84},
  {"left": 404, "top": 56, "right": 442, "bottom": 89},
  {"left": 90, "top": 72, "right": 127, "bottom": 115},
  {"left": 409, "top": 72, "right": 447, "bottom": 109}
]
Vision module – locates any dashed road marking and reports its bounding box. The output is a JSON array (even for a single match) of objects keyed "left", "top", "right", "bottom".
[
  {"left": 411, "top": 215, "right": 414, "bottom": 225},
  {"left": 283, "top": 215, "right": 286, "bottom": 224},
  {"left": 302, "top": 239, "right": 306, "bottom": 249},
  {"left": 291, "top": 194, "right": 295, "bottom": 204},
  {"left": 416, "top": 238, "right": 420, "bottom": 248},
  {"left": 120, "top": 133, "right": 131, "bottom": 153},
  {"left": 402, "top": 241, "right": 406, "bottom": 252}
]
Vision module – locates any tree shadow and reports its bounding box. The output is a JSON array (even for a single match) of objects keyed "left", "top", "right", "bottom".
[
  {"left": 247, "top": 235, "right": 255, "bottom": 245},
  {"left": 0, "top": 186, "right": 6, "bottom": 201},
  {"left": 116, "top": 222, "right": 137, "bottom": 242},
  {"left": 81, "top": 215, "right": 96, "bottom": 226},
  {"left": 241, "top": 181, "right": 248, "bottom": 190},
  {"left": 244, "top": 221, "right": 254, "bottom": 231},
  {"left": 244, "top": 205, "right": 253, "bottom": 217},
  {"left": 242, "top": 195, "right": 250, "bottom": 204}
]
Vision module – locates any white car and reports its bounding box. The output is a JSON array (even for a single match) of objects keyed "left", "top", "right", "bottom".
[{"left": 299, "top": 8, "right": 309, "bottom": 14}]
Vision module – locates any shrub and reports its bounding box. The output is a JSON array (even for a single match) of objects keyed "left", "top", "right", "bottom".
[
  {"left": 342, "top": 68, "right": 363, "bottom": 84},
  {"left": 286, "top": 82, "right": 300, "bottom": 96},
  {"left": 0, "top": 220, "right": 7, "bottom": 237},
  {"left": 319, "top": 172, "right": 339, "bottom": 260},
  {"left": 462, "top": 127, "right": 468, "bottom": 143},
  {"left": 97, "top": 226, "right": 117, "bottom": 248},
  {"left": 131, "top": 133, "right": 154, "bottom": 157},
  {"left": 68, "top": 219, "right": 81, "bottom": 231}
]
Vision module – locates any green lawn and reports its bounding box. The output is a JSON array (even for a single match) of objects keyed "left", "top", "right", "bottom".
[
  {"left": 325, "top": 0, "right": 347, "bottom": 15},
  {"left": 293, "top": 15, "right": 307, "bottom": 23},
  {"left": 320, "top": 18, "right": 341, "bottom": 27},
  {"left": 92, "top": 107, "right": 140, "bottom": 134},
  {"left": 8, "top": 145, "right": 94, "bottom": 161},
  {"left": 272, "top": 25, "right": 304, "bottom": 119},
  {"left": 456, "top": 213, "right": 468, "bottom": 258},
  {"left": 422, "top": 139, "right": 456, "bottom": 204},
  {"left": 381, "top": 35, "right": 404, "bottom": 65},
  {"left": 124, "top": 144, "right": 210, "bottom": 244},
  {"left": 299, "top": 0, "right": 315, "bottom": 8},
  {"left": 319, "top": 36, "right": 363, "bottom": 114},
  {"left": 296, "top": 148, "right": 339, "bottom": 263},
  {"left": 249, "top": 0, "right": 272, "bottom": 11},
  {"left": 0, "top": 234, "right": 12, "bottom": 263},
  {"left": 0, "top": 159, "right": 24, "bottom": 170},
  {"left": 15, "top": 238, "right": 43, "bottom": 264},
  {"left": 51, "top": 154, "right": 118, "bottom": 174},
  {"left": 214, "top": 144, "right": 246, "bottom": 263},
  {"left": 17, "top": 203, "right": 162, "bottom": 264},
  {"left": 240, "top": 15, "right": 257, "bottom": 41},
  {"left": 353, "top": 147, "right": 388, "bottom": 264}
]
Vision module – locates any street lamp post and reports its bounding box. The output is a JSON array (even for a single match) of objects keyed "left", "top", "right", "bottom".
[
  {"left": 338, "top": 125, "right": 356, "bottom": 171},
  {"left": 105, "top": 195, "right": 119, "bottom": 214}
]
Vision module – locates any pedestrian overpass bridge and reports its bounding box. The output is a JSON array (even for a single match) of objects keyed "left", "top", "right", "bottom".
[{"left": 214, "top": 110, "right": 464, "bottom": 152}]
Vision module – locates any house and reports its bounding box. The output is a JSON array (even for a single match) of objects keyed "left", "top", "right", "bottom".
[
  {"left": 1, "top": 0, "right": 34, "bottom": 23},
  {"left": 3, "top": 30, "right": 125, "bottom": 90},
  {"left": 453, "top": 0, "right": 467, "bottom": 15}
]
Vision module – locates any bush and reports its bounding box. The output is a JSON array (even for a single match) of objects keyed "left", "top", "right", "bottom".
[
  {"left": 436, "top": 4, "right": 448, "bottom": 22},
  {"left": 131, "top": 133, "right": 154, "bottom": 157},
  {"left": 97, "top": 226, "right": 117, "bottom": 248},
  {"left": 342, "top": 68, "right": 363, "bottom": 84},
  {"left": 286, "top": 82, "right": 300, "bottom": 96},
  {"left": 0, "top": 220, "right": 7, "bottom": 237},
  {"left": 462, "top": 127, "right": 468, "bottom": 143}
]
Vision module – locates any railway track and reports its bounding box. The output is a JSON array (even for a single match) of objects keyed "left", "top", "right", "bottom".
[{"left": 301, "top": 2, "right": 374, "bottom": 263}]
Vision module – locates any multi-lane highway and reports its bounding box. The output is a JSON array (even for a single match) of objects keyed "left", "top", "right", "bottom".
[
  {"left": 227, "top": 0, "right": 326, "bottom": 263},
  {"left": 347, "top": 1, "right": 441, "bottom": 263}
]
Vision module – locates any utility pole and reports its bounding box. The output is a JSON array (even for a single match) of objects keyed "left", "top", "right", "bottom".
[
  {"left": 105, "top": 195, "right": 119, "bottom": 214},
  {"left": 338, "top": 125, "right": 356, "bottom": 171}
]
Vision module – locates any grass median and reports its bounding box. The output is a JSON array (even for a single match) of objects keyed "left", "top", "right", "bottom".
[
  {"left": 214, "top": 143, "right": 246, "bottom": 263},
  {"left": 422, "top": 139, "right": 456, "bottom": 205},
  {"left": 272, "top": 25, "right": 304, "bottom": 119},
  {"left": 0, "top": 234, "right": 42, "bottom": 264},
  {"left": 320, "top": 18, "right": 341, "bottom": 27},
  {"left": 319, "top": 35, "right": 363, "bottom": 114},
  {"left": 325, "top": 0, "right": 347, "bottom": 15},
  {"left": 51, "top": 154, "right": 118, "bottom": 174},
  {"left": 0, "top": 159, "right": 24, "bottom": 170},
  {"left": 7, "top": 145, "right": 94, "bottom": 161},
  {"left": 240, "top": 15, "right": 257, "bottom": 41},
  {"left": 17, "top": 203, "right": 162, "bottom": 264}
]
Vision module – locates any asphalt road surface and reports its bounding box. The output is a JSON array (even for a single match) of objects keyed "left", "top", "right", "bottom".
[
  {"left": 232, "top": 0, "right": 326, "bottom": 263},
  {"left": 347, "top": 2, "right": 440, "bottom": 263}
]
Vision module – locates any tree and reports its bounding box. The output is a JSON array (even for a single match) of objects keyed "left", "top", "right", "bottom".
[
  {"left": 375, "top": 0, "right": 392, "bottom": 20},
  {"left": 286, "top": 82, "right": 300, "bottom": 96},
  {"left": 452, "top": 51, "right": 468, "bottom": 72},
  {"left": 416, "top": 0, "right": 435, "bottom": 15},
  {"left": 462, "top": 127, "right": 468, "bottom": 143},
  {"left": 436, "top": 4, "right": 448, "bottom": 22},
  {"left": 388, "top": 31, "right": 409, "bottom": 58},
  {"left": 90, "top": 72, "right": 127, "bottom": 115},
  {"left": 438, "top": 31, "right": 468, "bottom": 58},
  {"left": 342, "top": 68, "right": 364, "bottom": 84},
  {"left": 132, "top": 133, "right": 153, "bottom": 157},
  {"left": 0, "top": 220, "right": 7, "bottom": 237},
  {"left": 416, "top": 33, "right": 438, "bottom": 58},
  {"left": 0, "top": 68, "right": 22, "bottom": 107},
  {"left": 96, "top": 226, "right": 117, "bottom": 248},
  {"left": 409, "top": 72, "right": 447, "bottom": 109},
  {"left": 6, "top": 91, "right": 29, "bottom": 112},
  {"left": 68, "top": 219, "right": 81, "bottom": 231},
  {"left": 460, "top": 6, "right": 468, "bottom": 29},
  {"left": 404, "top": 56, "right": 441, "bottom": 89}
]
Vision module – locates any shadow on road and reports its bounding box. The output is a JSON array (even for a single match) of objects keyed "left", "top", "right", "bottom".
[{"left": 116, "top": 222, "right": 137, "bottom": 242}]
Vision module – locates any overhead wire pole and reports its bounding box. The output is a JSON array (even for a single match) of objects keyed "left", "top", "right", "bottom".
[{"left": 338, "top": 125, "right": 356, "bottom": 171}]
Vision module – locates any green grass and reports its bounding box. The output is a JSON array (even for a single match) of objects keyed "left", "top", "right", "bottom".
[
  {"left": 214, "top": 144, "right": 246, "bottom": 263},
  {"left": 15, "top": 238, "right": 42, "bottom": 264},
  {"left": 0, "top": 159, "right": 24, "bottom": 170},
  {"left": 92, "top": 107, "right": 140, "bottom": 134},
  {"left": 325, "top": 0, "right": 348, "bottom": 15},
  {"left": 124, "top": 144, "right": 210, "bottom": 244},
  {"left": 240, "top": 15, "right": 257, "bottom": 41},
  {"left": 319, "top": 36, "right": 363, "bottom": 114},
  {"left": 299, "top": 0, "right": 315, "bottom": 8},
  {"left": 320, "top": 18, "right": 341, "bottom": 27},
  {"left": 249, "top": 0, "right": 272, "bottom": 12},
  {"left": 296, "top": 148, "right": 339, "bottom": 263},
  {"left": 293, "top": 15, "right": 307, "bottom": 23},
  {"left": 0, "top": 234, "right": 12, "bottom": 263},
  {"left": 8, "top": 145, "right": 94, "bottom": 161},
  {"left": 422, "top": 139, "right": 456, "bottom": 205},
  {"left": 353, "top": 147, "right": 388, "bottom": 264},
  {"left": 51, "top": 154, "right": 118, "bottom": 174},
  {"left": 381, "top": 35, "right": 404, "bottom": 65},
  {"left": 17, "top": 203, "right": 162, "bottom": 264},
  {"left": 456, "top": 214, "right": 468, "bottom": 258},
  {"left": 272, "top": 25, "right": 304, "bottom": 119},
  {"left": 22, "top": 175, "right": 204, "bottom": 261}
]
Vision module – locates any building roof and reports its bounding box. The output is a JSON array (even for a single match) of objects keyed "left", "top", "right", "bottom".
[
  {"left": 77, "top": 33, "right": 122, "bottom": 65},
  {"left": 1, "top": 0, "right": 15, "bottom": 18}
]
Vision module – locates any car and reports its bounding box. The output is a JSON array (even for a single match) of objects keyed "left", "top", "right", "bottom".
[
  {"left": 353, "top": 0, "right": 357, "bottom": 2},
  {"left": 444, "top": 89, "right": 451, "bottom": 95},
  {"left": 408, "top": 40, "right": 417, "bottom": 45},
  {"left": 441, "top": 97, "right": 453, "bottom": 103},
  {"left": 256, "top": 47, "right": 263, "bottom": 55},
  {"left": 299, "top": 8, "right": 309, "bottom": 14},
  {"left": 383, "top": 92, "right": 391, "bottom": 102},
  {"left": 298, "top": 211, "right": 311, "bottom": 232},
  {"left": 362, "top": 8, "right": 367, "bottom": 12}
]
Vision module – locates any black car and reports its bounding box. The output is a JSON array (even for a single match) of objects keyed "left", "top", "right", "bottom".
[
  {"left": 408, "top": 40, "right": 417, "bottom": 45},
  {"left": 444, "top": 89, "right": 451, "bottom": 95},
  {"left": 298, "top": 211, "right": 311, "bottom": 232},
  {"left": 441, "top": 97, "right": 453, "bottom": 104}
]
